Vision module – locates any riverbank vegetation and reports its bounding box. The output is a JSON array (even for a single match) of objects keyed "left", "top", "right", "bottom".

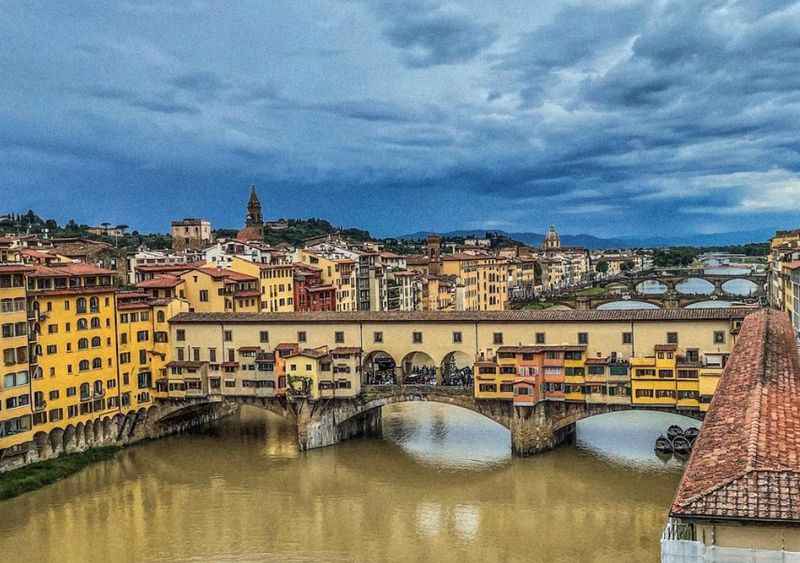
[{"left": 0, "top": 447, "right": 119, "bottom": 501}]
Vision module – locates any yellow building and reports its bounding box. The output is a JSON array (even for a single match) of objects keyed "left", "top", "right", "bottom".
[
  {"left": 177, "top": 266, "right": 260, "bottom": 313},
  {"left": 229, "top": 257, "right": 294, "bottom": 312},
  {"left": 283, "top": 347, "right": 362, "bottom": 400},
  {"left": 297, "top": 250, "right": 357, "bottom": 312},
  {"left": 563, "top": 349, "right": 586, "bottom": 402},
  {"left": 0, "top": 264, "right": 35, "bottom": 452},
  {"left": 117, "top": 291, "right": 190, "bottom": 407},
  {"left": 26, "top": 263, "right": 121, "bottom": 436}
]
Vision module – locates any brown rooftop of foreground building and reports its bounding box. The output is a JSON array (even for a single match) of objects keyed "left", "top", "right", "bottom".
[
  {"left": 670, "top": 309, "right": 800, "bottom": 523},
  {"left": 170, "top": 308, "right": 751, "bottom": 324}
]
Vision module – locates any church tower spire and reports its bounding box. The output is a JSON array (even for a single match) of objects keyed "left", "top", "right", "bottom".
[
  {"left": 245, "top": 185, "right": 263, "bottom": 227},
  {"left": 236, "top": 185, "right": 265, "bottom": 242}
]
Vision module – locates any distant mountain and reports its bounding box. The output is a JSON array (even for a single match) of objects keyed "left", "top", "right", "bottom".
[{"left": 394, "top": 229, "right": 774, "bottom": 250}]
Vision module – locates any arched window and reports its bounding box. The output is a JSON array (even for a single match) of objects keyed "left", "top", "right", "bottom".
[
  {"left": 93, "top": 380, "right": 103, "bottom": 394},
  {"left": 80, "top": 382, "right": 90, "bottom": 399},
  {"left": 77, "top": 318, "right": 88, "bottom": 331},
  {"left": 91, "top": 336, "right": 101, "bottom": 348},
  {"left": 76, "top": 297, "right": 87, "bottom": 314},
  {"left": 89, "top": 296, "right": 99, "bottom": 313},
  {"left": 157, "top": 311, "right": 165, "bottom": 323},
  {"left": 92, "top": 358, "right": 102, "bottom": 369},
  {"left": 78, "top": 338, "right": 88, "bottom": 350},
  {"left": 90, "top": 317, "right": 101, "bottom": 329},
  {"left": 79, "top": 360, "right": 90, "bottom": 371}
]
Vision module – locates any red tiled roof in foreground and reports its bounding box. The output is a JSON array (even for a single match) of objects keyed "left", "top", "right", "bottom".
[{"left": 671, "top": 309, "right": 800, "bottom": 523}]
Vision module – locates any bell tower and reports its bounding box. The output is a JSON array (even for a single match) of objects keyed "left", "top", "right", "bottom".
[{"left": 245, "top": 185, "right": 263, "bottom": 227}]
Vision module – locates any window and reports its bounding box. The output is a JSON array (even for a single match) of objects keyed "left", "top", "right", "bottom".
[
  {"left": 479, "top": 383, "right": 497, "bottom": 393},
  {"left": 46, "top": 344, "right": 57, "bottom": 355},
  {"left": 667, "top": 332, "right": 678, "bottom": 344},
  {"left": 176, "top": 329, "right": 186, "bottom": 341},
  {"left": 199, "top": 290, "right": 209, "bottom": 302},
  {"left": 92, "top": 358, "right": 102, "bottom": 369},
  {"left": 493, "top": 332, "right": 503, "bottom": 345},
  {"left": 76, "top": 297, "right": 87, "bottom": 314},
  {"left": 78, "top": 338, "right": 89, "bottom": 350},
  {"left": 177, "top": 348, "right": 185, "bottom": 361},
  {"left": 77, "top": 319, "right": 88, "bottom": 331},
  {"left": 91, "top": 317, "right": 101, "bottom": 329},
  {"left": 658, "top": 369, "right": 673, "bottom": 378},
  {"left": 622, "top": 332, "right": 632, "bottom": 344},
  {"left": 298, "top": 331, "right": 306, "bottom": 343},
  {"left": 91, "top": 336, "right": 101, "bottom": 347},
  {"left": 535, "top": 332, "right": 545, "bottom": 344},
  {"left": 137, "top": 330, "right": 149, "bottom": 342},
  {"left": 79, "top": 360, "right": 90, "bottom": 371},
  {"left": 713, "top": 331, "right": 725, "bottom": 344},
  {"left": 121, "top": 313, "right": 129, "bottom": 323},
  {"left": 3, "top": 371, "right": 29, "bottom": 388},
  {"left": 335, "top": 331, "right": 344, "bottom": 344},
  {"left": 412, "top": 332, "right": 422, "bottom": 344},
  {"left": 157, "top": 311, "right": 165, "bottom": 323},
  {"left": 224, "top": 330, "right": 233, "bottom": 342},
  {"left": 139, "top": 350, "right": 147, "bottom": 364},
  {"left": 577, "top": 332, "right": 588, "bottom": 345},
  {"left": 635, "top": 388, "right": 654, "bottom": 398},
  {"left": 120, "top": 333, "right": 128, "bottom": 345},
  {"left": 452, "top": 331, "right": 462, "bottom": 344},
  {"left": 119, "top": 353, "right": 131, "bottom": 364},
  {"left": 209, "top": 348, "right": 217, "bottom": 363},
  {"left": 66, "top": 387, "right": 76, "bottom": 397},
  {"left": 47, "top": 324, "right": 58, "bottom": 334},
  {"left": 89, "top": 296, "right": 99, "bottom": 312},
  {"left": 259, "top": 330, "right": 269, "bottom": 343},
  {"left": 373, "top": 331, "right": 383, "bottom": 343}
]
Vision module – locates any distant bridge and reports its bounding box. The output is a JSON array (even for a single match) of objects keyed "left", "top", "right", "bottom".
[{"left": 552, "top": 270, "right": 766, "bottom": 309}]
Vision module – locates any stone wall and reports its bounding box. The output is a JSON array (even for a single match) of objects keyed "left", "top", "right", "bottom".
[{"left": 0, "top": 400, "right": 239, "bottom": 473}]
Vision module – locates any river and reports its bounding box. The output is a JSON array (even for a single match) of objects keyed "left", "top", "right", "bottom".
[{"left": 0, "top": 405, "right": 694, "bottom": 563}]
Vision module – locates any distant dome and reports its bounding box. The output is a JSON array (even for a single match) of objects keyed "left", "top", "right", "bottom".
[{"left": 543, "top": 225, "right": 560, "bottom": 250}]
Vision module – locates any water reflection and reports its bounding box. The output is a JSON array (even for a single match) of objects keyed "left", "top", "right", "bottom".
[
  {"left": 636, "top": 280, "right": 668, "bottom": 294},
  {"left": 0, "top": 404, "right": 687, "bottom": 563}
]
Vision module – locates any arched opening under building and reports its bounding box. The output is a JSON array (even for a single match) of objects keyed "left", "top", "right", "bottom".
[
  {"left": 402, "top": 351, "right": 436, "bottom": 384},
  {"left": 440, "top": 351, "right": 473, "bottom": 386},
  {"left": 363, "top": 351, "right": 398, "bottom": 385}
]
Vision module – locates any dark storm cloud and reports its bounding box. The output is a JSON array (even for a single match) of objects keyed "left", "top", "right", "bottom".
[
  {"left": 2, "top": 0, "right": 800, "bottom": 236},
  {"left": 366, "top": 0, "right": 498, "bottom": 67}
]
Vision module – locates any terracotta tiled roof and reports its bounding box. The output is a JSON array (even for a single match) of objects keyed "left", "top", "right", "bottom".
[
  {"left": 331, "top": 347, "right": 362, "bottom": 354},
  {"left": 670, "top": 309, "right": 800, "bottom": 523},
  {"left": 170, "top": 308, "right": 750, "bottom": 324},
  {"left": 28, "top": 263, "right": 114, "bottom": 277},
  {"left": 0, "top": 264, "right": 34, "bottom": 273},
  {"left": 136, "top": 275, "right": 182, "bottom": 289}
]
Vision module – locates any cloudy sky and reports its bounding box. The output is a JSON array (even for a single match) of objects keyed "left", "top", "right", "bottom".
[{"left": 2, "top": 0, "right": 800, "bottom": 237}]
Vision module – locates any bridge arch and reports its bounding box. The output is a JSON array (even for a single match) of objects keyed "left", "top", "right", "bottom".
[
  {"left": 334, "top": 390, "right": 512, "bottom": 432},
  {"left": 440, "top": 351, "right": 474, "bottom": 386},
  {"left": 549, "top": 403, "right": 704, "bottom": 434},
  {"left": 674, "top": 278, "right": 714, "bottom": 295},
  {"left": 721, "top": 278, "right": 760, "bottom": 297},
  {"left": 635, "top": 279, "right": 668, "bottom": 294}
]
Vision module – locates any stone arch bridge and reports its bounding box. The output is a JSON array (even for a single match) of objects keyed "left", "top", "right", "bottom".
[
  {"left": 553, "top": 271, "right": 766, "bottom": 310},
  {"left": 137, "top": 386, "right": 703, "bottom": 458}
]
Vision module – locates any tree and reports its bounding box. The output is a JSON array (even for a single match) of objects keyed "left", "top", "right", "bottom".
[{"left": 596, "top": 260, "right": 609, "bottom": 274}]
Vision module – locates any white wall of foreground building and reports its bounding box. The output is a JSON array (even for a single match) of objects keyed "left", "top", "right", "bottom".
[
  {"left": 662, "top": 539, "right": 800, "bottom": 562},
  {"left": 662, "top": 519, "right": 800, "bottom": 562}
]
